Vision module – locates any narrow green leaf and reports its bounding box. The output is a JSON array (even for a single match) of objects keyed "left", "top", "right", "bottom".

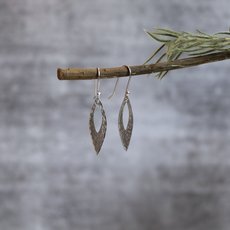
[{"left": 144, "top": 44, "right": 165, "bottom": 64}]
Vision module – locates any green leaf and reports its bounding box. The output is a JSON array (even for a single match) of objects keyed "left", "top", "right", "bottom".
[
  {"left": 144, "top": 44, "right": 165, "bottom": 64},
  {"left": 145, "top": 28, "right": 230, "bottom": 79}
]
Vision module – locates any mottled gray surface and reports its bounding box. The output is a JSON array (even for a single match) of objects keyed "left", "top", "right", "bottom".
[{"left": 0, "top": 0, "right": 230, "bottom": 229}]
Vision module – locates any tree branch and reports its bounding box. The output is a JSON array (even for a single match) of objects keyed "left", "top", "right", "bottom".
[{"left": 57, "top": 51, "right": 230, "bottom": 80}]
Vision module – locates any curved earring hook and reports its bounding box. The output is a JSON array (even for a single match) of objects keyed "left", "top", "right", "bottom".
[
  {"left": 108, "top": 78, "right": 119, "bottom": 99},
  {"left": 123, "top": 65, "right": 132, "bottom": 96},
  {"left": 108, "top": 65, "right": 132, "bottom": 99},
  {"left": 95, "top": 67, "right": 101, "bottom": 97}
]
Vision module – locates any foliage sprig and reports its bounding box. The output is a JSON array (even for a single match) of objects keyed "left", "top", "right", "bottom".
[{"left": 145, "top": 28, "right": 230, "bottom": 78}]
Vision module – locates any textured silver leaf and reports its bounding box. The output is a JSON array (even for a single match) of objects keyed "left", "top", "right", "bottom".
[
  {"left": 89, "top": 98, "right": 107, "bottom": 154},
  {"left": 118, "top": 95, "right": 133, "bottom": 150}
]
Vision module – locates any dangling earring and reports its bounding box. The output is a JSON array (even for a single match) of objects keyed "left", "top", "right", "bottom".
[
  {"left": 118, "top": 65, "right": 133, "bottom": 150},
  {"left": 89, "top": 68, "right": 107, "bottom": 154}
]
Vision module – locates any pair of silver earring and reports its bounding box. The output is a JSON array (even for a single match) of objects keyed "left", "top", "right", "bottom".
[{"left": 89, "top": 66, "right": 133, "bottom": 154}]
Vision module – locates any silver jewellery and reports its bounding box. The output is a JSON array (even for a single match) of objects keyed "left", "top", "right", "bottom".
[
  {"left": 118, "top": 65, "right": 134, "bottom": 150},
  {"left": 89, "top": 68, "right": 107, "bottom": 154},
  {"left": 89, "top": 66, "right": 133, "bottom": 153}
]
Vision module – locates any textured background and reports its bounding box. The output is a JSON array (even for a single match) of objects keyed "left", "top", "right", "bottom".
[{"left": 0, "top": 0, "right": 230, "bottom": 230}]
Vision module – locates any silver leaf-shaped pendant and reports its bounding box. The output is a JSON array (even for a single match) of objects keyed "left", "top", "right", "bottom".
[
  {"left": 118, "top": 95, "right": 133, "bottom": 150},
  {"left": 89, "top": 98, "right": 107, "bottom": 154}
]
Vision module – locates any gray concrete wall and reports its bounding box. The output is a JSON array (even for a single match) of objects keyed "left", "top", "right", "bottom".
[{"left": 0, "top": 0, "right": 230, "bottom": 229}]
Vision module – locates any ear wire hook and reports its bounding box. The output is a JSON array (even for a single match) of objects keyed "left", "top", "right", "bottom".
[
  {"left": 108, "top": 78, "right": 119, "bottom": 99},
  {"left": 108, "top": 65, "right": 132, "bottom": 99},
  {"left": 94, "top": 67, "right": 101, "bottom": 98},
  {"left": 123, "top": 65, "right": 132, "bottom": 96}
]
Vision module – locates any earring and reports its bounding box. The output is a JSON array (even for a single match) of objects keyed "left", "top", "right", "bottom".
[
  {"left": 89, "top": 68, "right": 107, "bottom": 154},
  {"left": 118, "top": 65, "right": 133, "bottom": 150}
]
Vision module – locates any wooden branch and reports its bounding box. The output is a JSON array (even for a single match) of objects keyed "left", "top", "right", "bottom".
[{"left": 57, "top": 51, "right": 230, "bottom": 80}]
